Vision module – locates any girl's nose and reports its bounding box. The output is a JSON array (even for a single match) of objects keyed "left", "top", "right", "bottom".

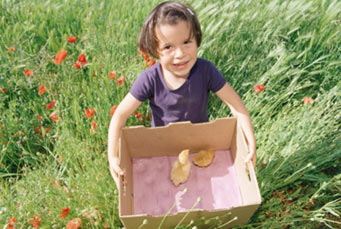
[{"left": 174, "top": 47, "right": 185, "bottom": 58}]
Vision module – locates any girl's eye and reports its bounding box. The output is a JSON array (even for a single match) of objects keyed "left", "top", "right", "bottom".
[
  {"left": 164, "top": 45, "right": 171, "bottom": 50},
  {"left": 184, "top": 40, "right": 191, "bottom": 44}
]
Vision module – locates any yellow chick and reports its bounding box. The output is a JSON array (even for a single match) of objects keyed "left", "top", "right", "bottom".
[
  {"left": 171, "top": 149, "right": 191, "bottom": 186},
  {"left": 192, "top": 150, "right": 215, "bottom": 167}
]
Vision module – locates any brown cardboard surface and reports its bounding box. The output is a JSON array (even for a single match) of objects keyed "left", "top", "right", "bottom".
[{"left": 118, "top": 117, "right": 261, "bottom": 228}]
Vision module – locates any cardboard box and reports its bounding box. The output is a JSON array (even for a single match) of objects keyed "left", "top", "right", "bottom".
[{"left": 118, "top": 117, "right": 261, "bottom": 228}]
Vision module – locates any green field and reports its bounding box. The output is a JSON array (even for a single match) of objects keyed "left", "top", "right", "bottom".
[{"left": 0, "top": 0, "right": 340, "bottom": 228}]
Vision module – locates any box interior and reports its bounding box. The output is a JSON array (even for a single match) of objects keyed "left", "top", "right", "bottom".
[{"left": 118, "top": 117, "right": 261, "bottom": 227}]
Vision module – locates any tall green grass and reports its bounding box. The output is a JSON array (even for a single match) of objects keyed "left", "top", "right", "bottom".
[{"left": 1, "top": 0, "right": 340, "bottom": 228}]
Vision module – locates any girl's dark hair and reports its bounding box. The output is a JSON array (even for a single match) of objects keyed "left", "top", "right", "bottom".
[{"left": 138, "top": 1, "right": 202, "bottom": 59}]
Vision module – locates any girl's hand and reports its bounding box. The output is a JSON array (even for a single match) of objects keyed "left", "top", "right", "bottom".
[
  {"left": 109, "top": 157, "right": 124, "bottom": 189},
  {"left": 245, "top": 146, "right": 257, "bottom": 169}
]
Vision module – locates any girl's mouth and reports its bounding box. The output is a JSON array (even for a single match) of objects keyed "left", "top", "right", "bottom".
[{"left": 173, "top": 61, "right": 189, "bottom": 70}]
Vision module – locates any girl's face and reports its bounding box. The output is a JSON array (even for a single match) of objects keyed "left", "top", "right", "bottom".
[{"left": 155, "top": 20, "right": 198, "bottom": 80}]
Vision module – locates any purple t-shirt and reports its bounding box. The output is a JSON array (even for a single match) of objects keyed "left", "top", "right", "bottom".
[{"left": 130, "top": 58, "right": 226, "bottom": 127}]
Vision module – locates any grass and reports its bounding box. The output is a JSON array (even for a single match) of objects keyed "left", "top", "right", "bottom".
[{"left": 0, "top": 0, "right": 340, "bottom": 228}]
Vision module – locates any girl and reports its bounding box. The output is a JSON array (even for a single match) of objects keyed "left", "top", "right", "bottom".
[{"left": 108, "top": 1, "right": 256, "bottom": 187}]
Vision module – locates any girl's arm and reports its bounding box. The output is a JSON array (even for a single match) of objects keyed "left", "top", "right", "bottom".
[
  {"left": 108, "top": 93, "right": 142, "bottom": 188},
  {"left": 215, "top": 83, "right": 257, "bottom": 167}
]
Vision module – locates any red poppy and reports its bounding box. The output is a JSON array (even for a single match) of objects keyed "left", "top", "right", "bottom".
[
  {"left": 77, "top": 53, "right": 87, "bottom": 65},
  {"left": 1, "top": 88, "right": 7, "bottom": 93},
  {"left": 109, "top": 71, "right": 116, "bottom": 80},
  {"left": 24, "top": 69, "right": 33, "bottom": 77},
  {"left": 59, "top": 207, "right": 70, "bottom": 218},
  {"left": 74, "top": 62, "right": 80, "bottom": 69},
  {"left": 303, "top": 96, "right": 313, "bottom": 104},
  {"left": 66, "top": 218, "right": 82, "bottom": 229},
  {"left": 28, "top": 215, "right": 41, "bottom": 228},
  {"left": 90, "top": 120, "right": 97, "bottom": 133},
  {"left": 147, "top": 59, "right": 156, "bottom": 68},
  {"left": 54, "top": 49, "right": 68, "bottom": 64},
  {"left": 7, "top": 216, "right": 16, "bottom": 229},
  {"left": 37, "top": 113, "right": 42, "bottom": 122},
  {"left": 260, "top": 162, "right": 265, "bottom": 167},
  {"left": 117, "top": 75, "right": 125, "bottom": 85},
  {"left": 50, "top": 112, "right": 59, "bottom": 123},
  {"left": 6, "top": 47, "right": 15, "bottom": 52},
  {"left": 254, "top": 84, "right": 265, "bottom": 93},
  {"left": 38, "top": 85, "right": 46, "bottom": 96},
  {"left": 46, "top": 100, "right": 56, "bottom": 110},
  {"left": 146, "top": 114, "right": 151, "bottom": 120},
  {"left": 85, "top": 108, "right": 95, "bottom": 119},
  {"left": 110, "top": 105, "right": 118, "bottom": 117},
  {"left": 67, "top": 36, "right": 77, "bottom": 43},
  {"left": 134, "top": 112, "right": 143, "bottom": 121}
]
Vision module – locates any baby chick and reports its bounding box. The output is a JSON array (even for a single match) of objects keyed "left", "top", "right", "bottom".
[
  {"left": 192, "top": 149, "right": 215, "bottom": 167},
  {"left": 171, "top": 149, "right": 191, "bottom": 186}
]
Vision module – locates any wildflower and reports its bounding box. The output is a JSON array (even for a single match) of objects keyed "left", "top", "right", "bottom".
[
  {"left": 59, "top": 207, "right": 70, "bottom": 218},
  {"left": 109, "top": 71, "right": 116, "bottom": 80},
  {"left": 260, "top": 162, "right": 265, "bottom": 167},
  {"left": 28, "top": 215, "right": 41, "bottom": 228},
  {"left": 146, "top": 114, "right": 151, "bottom": 120},
  {"left": 24, "top": 69, "right": 33, "bottom": 77},
  {"left": 6, "top": 47, "right": 15, "bottom": 52},
  {"left": 54, "top": 49, "right": 68, "bottom": 64},
  {"left": 66, "top": 218, "right": 82, "bottom": 229},
  {"left": 46, "top": 100, "right": 56, "bottom": 110},
  {"left": 77, "top": 53, "right": 87, "bottom": 66},
  {"left": 117, "top": 75, "right": 125, "bottom": 85},
  {"left": 1, "top": 88, "right": 7, "bottom": 93},
  {"left": 74, "top": 62, "right": 80, "bottom": 69},
  {"left": 67, "top": 36, "right": 77, "bottom": 43},
  {"left": 90, "top": 120, "right": 97, "bottom": 133},
  {"left": 85, "top": 108, "right": 95, "bottom": 119},
  {"left": 303, "top": 96, "right": 313, "bottom": 104},
  {"left": 38, "top": 85, "right": 46, "bottom": 96},
  {"left": 254, "top": 84, "right": 265, "bottom": 93},
  {"left": 50, "top": 112, "right": 59, "bottom": 123},
  {"left": 147, "top": 59, "right": 156, "bottom": 68},
  {"left": 134, "top": 112, "right": 143, "bottom": 121},
  {"left": 110, "top": 105, "right": 118, "bottom": 117},
  {"left": 7, "top": 216, "right": 16, "bottom": 229}
]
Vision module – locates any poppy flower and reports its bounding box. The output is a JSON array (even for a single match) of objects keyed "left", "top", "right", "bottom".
[
  {"left": 46, "top": 100, "right": 56, "bottom": 110},
  {"left": 6, "top": 47, "right": 15, "bottom": 52},
  {"left": 66, "top": 218, "right": 82, "bottom": 229},
  {"left": 67, "top": 36, "right": 77, "bottom": 43},
  {"left": 147, "top": 59, "right": 156, "bottom": 68},
  {"left": 24, "top": 69, "right": 33, "bottom": 77},
  {"left": 90, "top": 120, "right": 97, "bottom": 133},
  {"left": 117, "top": 75, "right": 125, "bottom": 85},
  {"left": 85, "top": 108, "right": 95, "bottom": 119},
  {"left": 254, "top": 84, "right": 265, "bottom": 93},
  {"left": 54, "top": 49, "right": 68, "bottom": 64},
  {"left": 7, "top": 216, "right": 16, "bottom": 229},
  {"left": 38, "top": 85, "right": 46, "bottom": 96},
  {"left": 28, "top": 215, "right": 41, "bottom": 228},
  {"left": 1, "top": 88, "right": 7, "bottom": 93},
  {"left": 110, "top": 105, "right": 118, "bottom": 117},
  {"left": 59, "top": 207, "right": 70, "bottom": 218},
  {"left": 303, "top": 96, "right": 313, "bottom": 104},
  {"left": 260, "top": 162, "right": 266, "bottom": 167},
  {"left": 109, "top": 71, "right": 116, "bottom": 80},
  {"left": 50, "top": 112, "right": 59, "bottom": 123},
  {"left": 77, "top": 53, "right": 87, "bottom": 65},
  {"left": 74, "top": 62, "right": 81, "bottom": 69},
  {"left": 134, "top": 112, "right": 143, "bottom": 121},
  {"left": 146, "top": 114, "right": 151, "bottom": 120}
]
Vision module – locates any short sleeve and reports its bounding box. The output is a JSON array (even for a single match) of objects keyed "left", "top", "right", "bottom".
[
  {"left": 130, "top": 71, "right": 153, "bottom": 102},
  {"left": 207, "top": 62, "right": 226, "bottom": 93}
]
